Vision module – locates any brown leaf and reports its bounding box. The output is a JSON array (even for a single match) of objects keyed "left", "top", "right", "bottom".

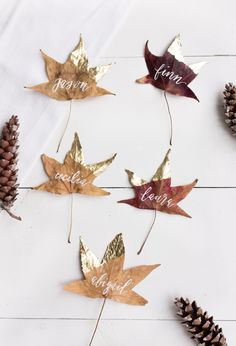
[
  {"left": 34, "top": 133, "right": 116, "bottom": 196},
  {"left": 136, "top": 35, "right": 205, "bottom": 101},
  {"left": 26, "top": 35, "right": 114, "bottom": 101},
  {"left": 118, "top": 150, "right": 197, "bottom": 218},
  {"left": 64, "top": 234, "right": 160, "bottom": 306}
]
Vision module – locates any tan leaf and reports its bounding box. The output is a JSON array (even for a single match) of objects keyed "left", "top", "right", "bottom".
[
  {"left": 34, "top": 132, "right": 116, "bottom": 196},
  {"left": 26, "top": 35, "right": 114, "bottom": 101},
  {"left": 64, "top": 234, "right": 160, "bottom": 306}
]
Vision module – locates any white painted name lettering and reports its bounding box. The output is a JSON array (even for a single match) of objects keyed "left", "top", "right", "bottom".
[
  {"left": 91, "top": 273, "right": 132, "bottom": 296},
  {"left": 52, "top": 78, "right": 90, "bottom": 93},
  {"left": 154, "top": 64, "right": 186, "bottom": 85},
  {"left": 55, "top": 171, "right": 88, "bottom": 186},
  {"left": 141, "top": 186, "right": 174, "bottom": 208}
]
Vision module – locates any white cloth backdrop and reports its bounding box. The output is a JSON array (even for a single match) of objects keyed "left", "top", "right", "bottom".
[{"left": 0, "top": 0, "right": 134, "bottom": 184}]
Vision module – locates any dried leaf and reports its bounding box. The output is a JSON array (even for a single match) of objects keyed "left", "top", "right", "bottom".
[
  {"left": 34, "top": 133, "right": 116, "bottom": 196},
  {"left": 118, "top": 150, "right": 197, "bottom": 218},
  {"left": 26, "top": 35, "right": 114, "bottom": 101},
  {"left": 136, "top": 35, "right": 205, "bottom": 101},
  {"left": 64, "top": 234, "right": 160, "bottom": 306}
]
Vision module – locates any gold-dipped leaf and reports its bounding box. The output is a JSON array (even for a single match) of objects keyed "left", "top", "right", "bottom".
[
  {"left": 27, "top": 34, "right": 113, "bottom": 101},
  {"left": 64, "top": 233, "right": 160, "bottom": 306},
  {"left": 136, "top": 35, "right": 205, "bottom": 101},
  {"left": 119, "top": 150, "right": 197, "bottom": 219},
  {"left": 34, "top": 132, "right": 116, "bottom": 197}
]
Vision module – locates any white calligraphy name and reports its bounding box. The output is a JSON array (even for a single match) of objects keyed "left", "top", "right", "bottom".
[
  {"left": 91, "top": 273, "right": 132, "bottom": 296},
  {"left": 55, "top": 171, "right": 88, "bottom": 186},
  {"left": 141, "top": 186, "right": 174, "bottom": 208},
  {"left": 154, "top": 64, "right": 186, "bottom": 85},
  {"left": 52, "top": 78, "right": 90, "bottom": 93}
]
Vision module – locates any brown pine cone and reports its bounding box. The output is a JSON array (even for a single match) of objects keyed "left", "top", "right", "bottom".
[
  {"left": 0, "top": 115, "right": 21, "bottom": 220},
  {"left": 175, "top": 297, "right": 227, "bottom": 345},
  {"left": 223, "top": 83, "right": 236, "bottom": 135}
]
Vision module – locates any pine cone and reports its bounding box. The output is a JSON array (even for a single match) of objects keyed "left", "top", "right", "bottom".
[
  {"left": 0, "top": 115, "right": 21, "bottom": 220},
  {"left": 223, "top": 82, "right": 236, "bottom": 135},
  {"left": 175, "top": 297, "right": 227, "bottom": 346}
]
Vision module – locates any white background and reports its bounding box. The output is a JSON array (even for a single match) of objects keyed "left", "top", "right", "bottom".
[{"left": 0, "top": 0, "right": 236, "bottom": 345}]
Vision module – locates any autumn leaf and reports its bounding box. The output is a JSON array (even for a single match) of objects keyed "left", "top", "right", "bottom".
[
  {"left": 34, "top": 132, "right": 116, "bottom": 196},
  {"left": 136, "top": 35, "right": 205, "bottom": 101},
  {"left": 26, "top": 35, "right": 114, "bottom": 101},
  {"left": 118, "top": 150, "right": 197, "bottom": 218},
  {"left": 64, "top": 233, "right": 160, "bottom": 305}
]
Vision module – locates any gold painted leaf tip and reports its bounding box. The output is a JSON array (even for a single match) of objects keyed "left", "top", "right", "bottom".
[
  {"left": 111, "top": 153, "right": 117, "bottom": 161},
  {"left": 102, "top": 233, "right": 125, "bottom": 264},
  {"left": 166, "top": 148, "right": 171, "bottom": 157},
  {"left": 136, "top": 76, "right": 148, "bottom": 84},
  {"left": 80, "top": 236, "right": 100, "bottom": 274},
  {"left": 125, "top": 168, "right": 134, "bottom": 180},
  {"left": 74, "top": 132, "right": 79, "bottom": 140},
  {"left": 152, "top": 150, "right": 171, "bottom": 181},
  {"left": 125, "top": 169, "right": 147, "bottom": 187}
]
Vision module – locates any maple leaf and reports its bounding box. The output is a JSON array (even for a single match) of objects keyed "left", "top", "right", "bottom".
[
  {"left": 118, "top": 150, "right": 197, "bottom": 218},
  {"left": 64, "top": 233, "right": 160, "bottom": 305},
  {"left": 136, "top": 35, "right": 205, "bottom": 101},
  {"left": 26, "top": 35, "right": 114, "bottom": 101},
  {"left": 34, "top": 132, "right": 116, "bottom": 196}
]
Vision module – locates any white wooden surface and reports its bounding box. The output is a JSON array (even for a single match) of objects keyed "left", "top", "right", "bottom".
[{"left": 1, "top": 0, "right": 236, "bottom": 345}]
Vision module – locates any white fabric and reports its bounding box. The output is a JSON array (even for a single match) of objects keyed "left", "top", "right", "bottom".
[{"left": 0, "top": 0, "right": 134, "bottom": 184}]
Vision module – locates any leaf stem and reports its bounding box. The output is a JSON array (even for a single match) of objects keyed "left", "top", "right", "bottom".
[
  {"left": 56, "top": 100, "right": 72, "bottom": 153},
  {"left": 137, "top": 210, "right": 157, "bottom": 255},
  {"left": 163, "top": 91, "right": 173, "bottom": 147},
  {"left": 67, "top": 194, "right": 73, "bottom": 243},
  {"left": 88, "top": 297, "right": 107, "bottom": 346}
]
